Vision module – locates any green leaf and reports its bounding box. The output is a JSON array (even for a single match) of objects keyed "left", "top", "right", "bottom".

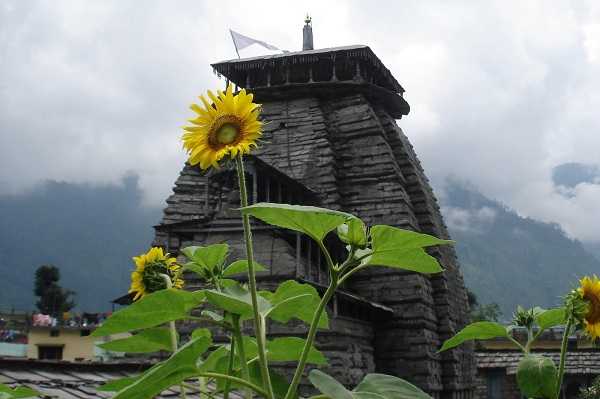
[
  {"left": 309, "top": 369, "right": 354, "bottom": 399},
  {"left": 191, "top": 328, "right": 212, "bottom": 341},
  {"left": 535, "top": 307, "right": 566, "bottom": 331},
  {"left": 205, "top": 284, "right": 271, "bottom": 319},
  {"left": 309, "top": 371, "right": 432, "bottom": 399},
  {"left": 261, "top": 280, "right": 329, "bottom": 328},
  {"left": 241, "top": 203, "right": 354, "bottom": 242},
  {"left": 92, "top": 289, "right": 205, "bottom": 336},
  {"left": 241, "top": 335, "right": 259, "bottom": 360},
  {"left": 97, "top": 328, "right": 173, "bottom": 353},
  {"left": 182, "top": 244, "right": 229, "bottom": 270},
  {"left": 182, "top": 262, "right": 209, "bottom": 279},
  {"left": 0, "top": 384, "right": 41, "bottom": 398},
  {"left": 366, "top": 226, "right": 451, "bottom": 274},
  {"left": 197, "top": 345, "right": 230, "bottom": 373},
  {"left": 354, "top": 373, "right": 432, "bottom": 399},
  {"left": 201, "top": 310, "right": 224, "bottom": 323},
  {"left": 247, "top": 360, "right": 296, "bottom": 399},
  {"left": 439, "top": 321, "right": 509, "bottom": 352},
  {"left": 98, "top": 377, "right": 139, "bottom": 392},
  {"left": 267, "top": 337, "right": 327, "bottom": 365},
  {"left": 114, "top": 335, "right": 211, "bottom": 399},
  {"left": 516, "top": 355, "right": 557, "bottom": 398},
  {"left": 223, "top": 260, "right": 268, "bottom": 277}
]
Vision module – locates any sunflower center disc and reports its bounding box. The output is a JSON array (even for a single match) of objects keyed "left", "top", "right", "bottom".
[
  {"left": 216, "top": 124, "right": 239, "bottom": 144},
  {"left": 585, "top": 292, "right": 600, "bottom": 324}
]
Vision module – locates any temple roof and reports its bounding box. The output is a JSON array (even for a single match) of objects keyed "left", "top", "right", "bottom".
[{"left": 212, "top": 45, "right": 404, "bottom": 94}]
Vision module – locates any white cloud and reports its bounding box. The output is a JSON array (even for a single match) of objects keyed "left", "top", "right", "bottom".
[
  {"left": 442, "top": 206, "right": 497, "bottom": 234},
  {"left": 0, "top": 0, "right": 599, "bottom": 243}
]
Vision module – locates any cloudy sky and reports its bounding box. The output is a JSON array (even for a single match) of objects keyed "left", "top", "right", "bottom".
[{"left": 1, "top": 0, "right": 599, "bottom": 244}]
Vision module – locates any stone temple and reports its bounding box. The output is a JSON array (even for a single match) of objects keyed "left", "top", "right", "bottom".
[{"left": 153, "top": 19, "right": 475, "bottom": 399}]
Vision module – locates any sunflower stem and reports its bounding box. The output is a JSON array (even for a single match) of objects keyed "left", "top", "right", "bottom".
[
  {"left": 232, "top": 315, "right": 252, "bottom": 399},
  {"left": 160, "top": 274, "right": 187, "bottom": 399},
  {"left": 235, "top": 156, "right": 275, "bottom": 399},
  {"left": 223, "top": 334, "right": 236, "bottom": 399},
  {"left": 284, "top": 242, "right": 338, "bottom": 399},
  {"left": 555, "top": 317, "right": 573, "bottom": 399}
]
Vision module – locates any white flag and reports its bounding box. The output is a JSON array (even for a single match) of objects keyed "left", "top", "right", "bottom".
[{"left": 230, "top": 29, "right": 280, "bottom": 54}]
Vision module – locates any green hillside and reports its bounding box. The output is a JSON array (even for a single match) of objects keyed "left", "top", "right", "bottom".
[
  {"left": 1, "top": 175, "right": 597, "bottom": 319},
  {"left": 0, "top": 176, "right": 162, "bottom": 312},
  {"left": 442, "top": 180, "right": 600, "bottom": 319}
]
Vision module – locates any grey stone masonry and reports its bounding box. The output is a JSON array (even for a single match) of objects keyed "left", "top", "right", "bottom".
[{"left": 153, "top": 45, "right": 474, "bottom": 398}]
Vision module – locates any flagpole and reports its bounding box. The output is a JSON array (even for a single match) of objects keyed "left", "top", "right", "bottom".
[{"left": 229, "top": 29, "right": 241, "bottom": 59}]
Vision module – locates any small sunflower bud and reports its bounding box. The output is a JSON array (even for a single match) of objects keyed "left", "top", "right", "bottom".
[
  {"left": 337, "top": 218, "right": 367, "bottom": 248},
  {"left": 512, "top": 306, "right": 540, "bottom": 329},
  {"left": 516, "top": 355, "right": 557, "bottom": 398}
]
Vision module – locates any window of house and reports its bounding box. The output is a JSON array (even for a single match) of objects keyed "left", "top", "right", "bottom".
[
  {"left": 80, "top": 329, "right": 91, "bottom": 337},
  {"left": 49, "top": 329, "right": 59, "bottom": 337},
  {"left": 38, "top": 345, "right": 63, "bottom": 360},
  {"left": 486, "top": 370, "right": 504, "bottom": 399}
]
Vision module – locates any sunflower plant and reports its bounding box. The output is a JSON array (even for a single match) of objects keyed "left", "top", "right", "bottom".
[
  {"left": 439, "top": 275, "right": 600, "bottom": 399},
  {"left": 83, "top": 84, "right": 454, "bottom": 399}
]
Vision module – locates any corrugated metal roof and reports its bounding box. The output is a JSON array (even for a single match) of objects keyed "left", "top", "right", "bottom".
[
  {"left": 0, "top": 358, "right": 244, "bottom": 398},
  {"left": 477, "top": 350, "right": 600, "bottom": 375}
]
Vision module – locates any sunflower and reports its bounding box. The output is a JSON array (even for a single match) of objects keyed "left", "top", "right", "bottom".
[
  {"left": 182, "top": 84, "right": 262, "bottom": 169},
  {"left": 577, "top": 275, "right": 600, "bottom": 339},
  {"left": 129, "top": 247, "right": 184, "bottom": 301}
]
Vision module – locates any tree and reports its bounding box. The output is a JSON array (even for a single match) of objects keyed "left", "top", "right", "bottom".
[
  {"left": 34, "top": 265, "right": 75, "bottom": 316},
  {"left": 467, "top": 288, "right": 502, "bottom": 322}
]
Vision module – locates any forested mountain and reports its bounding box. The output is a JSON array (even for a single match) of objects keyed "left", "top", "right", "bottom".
[
  {"left": 0, "top": 176, "right": 161, "bottom": 312},
  {"left": 441, "top": 180, "right": 600, "bottom": 319},
  {"left": 1, "top": 175, "right": 597, "bottom": 318}
]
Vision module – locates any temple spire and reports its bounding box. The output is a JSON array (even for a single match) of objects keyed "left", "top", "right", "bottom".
[{"left": 302, "top": 15, "right": 313, "bottom": 51}]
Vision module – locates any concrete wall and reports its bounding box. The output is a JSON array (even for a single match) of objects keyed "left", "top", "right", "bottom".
[{"left": 27, "top": 328, "right": 98, "bottom": 361}]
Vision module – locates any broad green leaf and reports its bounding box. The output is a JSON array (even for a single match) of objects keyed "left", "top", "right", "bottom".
[
  {"left": 0, "top": 384, "right": 41, "bottom": 398},
  {"left": 223, "top": 260, "right": 268, "bottom": 277},
  {"left": 97, "top": 328, "right": 173, "bottom": 353},
  {"left": 205, "top": 284, "right": 271, "bottom": 319},
  {"left": 114, "top": 335, "right": 211, "bottom": 399},
  {"left": 92, "top": 289, "right": 205, "bottom": 336},
  {"left": 309, "top": 369, "right": 354, "bottom": 399},
  {"left": 516, "top": 355, "right": 557, "bottom": 398},
  {"left": 535, "top": 307, "right": 566, "bottom": 331},
  {"left": 197, "top": 345, "right": 230, "bottom": 373},
  {"left": 354, "top": 373, "right": 432, "bottom": 399},
  {"left": 191, "top": 328, "right": 212, "bottom": 341},
  {"left": 201, "top": 310, "right": 224, "bottom": 323},
  {"left": 182, "top": 244, "right": 229, "bottom": 270},
  {"left": 439, "top": 321, "right": 509, "bottom": 352},
  {"left": 241, "top": 203, "right": 354, "bottom": 242},
  {"left": 247, "top": 360, "right": 296, "bottom": 399},
  {"left": 260, "top": 280, "right": 329, "bottom": 328},
  {"left": 310, "top": 371, "right": 430, "bottom": 399},
  {"left": 182, "top": 262, "right": 208, "bottom": 279},
  {"left": 98, "top": 377, "right": 139, "bottom": 392},
  {"left": 366, "top": 226, "right": 451, "bottom": 274},
  {"left": 267, "top": 337, "right": 327, "bottom": 365}
]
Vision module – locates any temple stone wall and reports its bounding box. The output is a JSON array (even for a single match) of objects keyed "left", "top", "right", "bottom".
[{"left": 154, "top": 46, "right": 475, "bottom": 397}]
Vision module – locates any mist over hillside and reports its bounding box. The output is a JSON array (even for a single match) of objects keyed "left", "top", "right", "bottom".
[
  {"left": 1, "top": 173, "right": 597, "bottom": 319},
  {"left": 441, "top": 179, "right": 600, "bottom": 319},
  {"left": 0, "top": 176, "right": 162, "bottom": 312}
]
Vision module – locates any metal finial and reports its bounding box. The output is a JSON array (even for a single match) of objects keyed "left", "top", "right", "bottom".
[{"left": 303, "top": 15, "right": 314, "bottom": 50}]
